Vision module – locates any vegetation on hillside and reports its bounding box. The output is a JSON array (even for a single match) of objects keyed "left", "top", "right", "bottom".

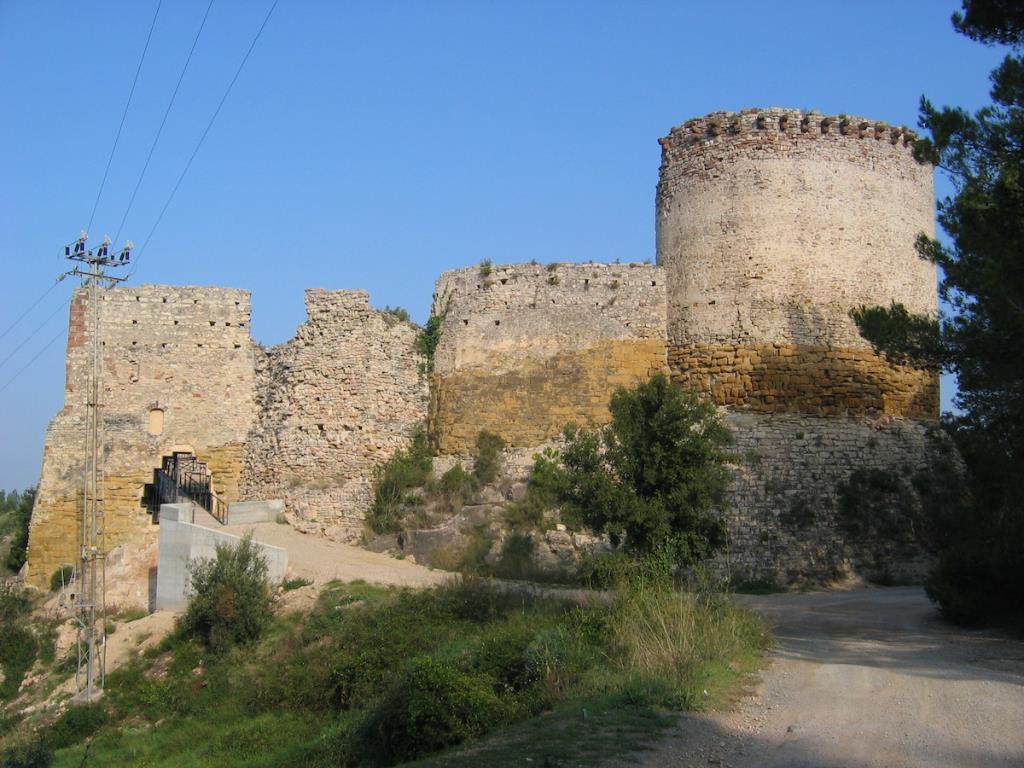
[
  {"left": 853, "top": 0, "right": 1024, "bottom": 624},
  {"left": 366, "top": 429, "right": 506, "bottom": 536},
  {"left": 6, "top": 567, "right": 765, "bottom": 768}
]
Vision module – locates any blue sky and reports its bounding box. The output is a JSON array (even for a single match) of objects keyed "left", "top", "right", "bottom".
[{"left": 0, "top": 1, "right": 1007, "bottom": 490}]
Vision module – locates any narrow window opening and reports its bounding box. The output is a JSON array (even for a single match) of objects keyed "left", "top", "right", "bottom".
[{"left": 148, "top": 408, "right": 164, "bottom": 436}]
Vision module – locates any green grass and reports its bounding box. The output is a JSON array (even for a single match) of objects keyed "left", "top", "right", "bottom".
[
  {"left": 408, "top": 692, "right": 675, "bottom": 768},
  {"left": 27, "top": 576, "right": 767, "bottom": 768}
]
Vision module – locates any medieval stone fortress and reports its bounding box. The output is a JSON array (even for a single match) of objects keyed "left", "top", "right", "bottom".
[{"left": 25, "top": 108, "right": 940, "bottom": 592}]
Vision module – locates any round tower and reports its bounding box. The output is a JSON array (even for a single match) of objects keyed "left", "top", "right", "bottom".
[{"left": 656, "top": 108, "right": 938, "bottom": 419}]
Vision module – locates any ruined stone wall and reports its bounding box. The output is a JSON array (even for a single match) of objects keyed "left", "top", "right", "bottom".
[
  {"left": 429, "top": 263, "right": 667, "bottom": 454},
  {"left": 717, "top": 412, "right": 941, "bottom": 584},
  {"left": 27, "top": 285, "right": 258, "bottom": 589},
  {"left": 239, "top": 290, "right": 427, "bottom": 541},
  {"left": 657, "top": 108, "right": 939, "bottom": 418}
]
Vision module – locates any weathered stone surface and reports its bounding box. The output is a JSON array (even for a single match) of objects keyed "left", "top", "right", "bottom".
[
  {"left": 669, "top": 343, "right": 938, "bottom": 419},
  {"left": 239, "top": 290, "right": 427, "bottom": 542},
  {"left": 429, "top": 262, "right": 667, "bottom": 453},
  {"left": 27, "top": 286, "right": 258, "bottom": 589}
]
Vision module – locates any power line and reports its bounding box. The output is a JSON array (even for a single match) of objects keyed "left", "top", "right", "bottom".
[
  {"left": 130, "top": 0, "right": 280, "bottom": 275},
  {"left": 86, "top": 0, "right": 163, "bottom": 237},
  {"left": 0, "top": 325, "right": 66, "bottom": 395},
  {"left": 113, "top": 0, "right": 215, "bottom": 246},
  {"left": 0, "top": 296, "right": 72, "bottom": 372},
  {"left": 0, "top": 279, "right": 63, "bottom": 342}
]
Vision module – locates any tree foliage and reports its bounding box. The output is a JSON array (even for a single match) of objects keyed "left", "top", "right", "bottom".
[
  {"left": 854, "top": 0, "right": 1024, "bottom": 623},
  {"left": 555, "top": 374, "right": 732, "bottom": 560},
  {"left": 1, "top": 489, "right": 35, "bottom": 573}
]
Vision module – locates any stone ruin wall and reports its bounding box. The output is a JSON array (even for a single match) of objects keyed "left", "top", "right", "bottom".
[
  {"left": 239, "top": 290, "right": 427, "bottom": 542},
  {"left": 428, "top": 262, "right": 667, "bottom": 454},
  {"left": 24, "top": 105, "right": 948, "bottom": 591},
  {"left": 657, "top": 108, "right": 938, "bottom": 419},
  {"left": 27, "top": 285, "right": 427, "bottom": 589},
  {"left": 26, "top": 285, "right": 258, "bottom": 591}
]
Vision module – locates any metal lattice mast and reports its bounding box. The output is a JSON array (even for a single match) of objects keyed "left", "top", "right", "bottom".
[{"left": 63, "top": 232, "right": 131, "bottom": 701}]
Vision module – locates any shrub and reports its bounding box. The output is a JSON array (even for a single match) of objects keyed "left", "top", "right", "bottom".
[
  {"left": 437, "top": 464, "right": 476, "bottom": 514},
  {"left": 491, "top": 532, "right": 536, "bottom": 581},
  {"left": 0, "top": 738, "right": 51, "bottom": 768},
  {"left": 472, "top": 431, "right": 506, "bottom": 486},
  {"left": 179, "top": 533, "right": 273, "bottom": 654},
  {"left": 349, "top": 657, "right": 508, "bottom": 765},
  {"left": 478, "top": 259, "right": 493, "bottom": 277},
  {"left": 367, "top": 430, "right": 432, "bottom": 533},
  {"left": 282, "top": 577, "right": 313, "bottom": 591},
  {"left": 380, "top": 305, "right": 411, "bottom": 323},
  {"left": 0, "top": 623, "right": 37, "bottom": 700},
  {"left": 44, "top": 705, "right": 108, "bottom": 750},
  {"left": 0, "top": 584, "right": 31, "bottom": 623},
  {"left": 557, "top": 374, "right": 732, "bottom": 558},
  {"left": 48, "top": 565, "right": 74, "bottom": 592},
  {"left": 417, "top": 315, "right": 444, "bottom": 374}
]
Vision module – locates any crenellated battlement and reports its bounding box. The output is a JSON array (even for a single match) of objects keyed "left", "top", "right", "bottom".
[{"left": 658, "top": 108, "right": 921, "bottom": 159}]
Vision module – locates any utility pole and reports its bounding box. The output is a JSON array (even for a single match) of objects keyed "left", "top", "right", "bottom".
[{"left": 63, "top": 232, "right": 132, "bottom": 702}]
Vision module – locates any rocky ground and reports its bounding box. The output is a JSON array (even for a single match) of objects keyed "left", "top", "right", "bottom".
[{"left": 617, "top": 587, "right": 1024, "bottom": 768}]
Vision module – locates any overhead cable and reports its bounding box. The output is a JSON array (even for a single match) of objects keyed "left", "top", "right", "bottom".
[
  {"left": 0, "top": 296, "right": 72, "bottom": 372},
  {"left": 0, "top": 279, "right": 62, "bottom": 343},
  {"left": 86, "top": 0, "right": 164, "bottom": 237},
  {"left": 130, "top": 0, "right": 280, "bottom": 275},
  {"left": 113, "top": 0, "right": 216, "bottom": 245},
  {"left": 0, "top": 326, "right": 67, "bottom": 395}
]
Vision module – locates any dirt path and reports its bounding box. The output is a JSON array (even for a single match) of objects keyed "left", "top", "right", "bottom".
[
  {"left": 625, "top": 587, "right": 1024, "bottom": 768},
  {"left": 220, "top": 521, "right": 449, "bottom": 588}
]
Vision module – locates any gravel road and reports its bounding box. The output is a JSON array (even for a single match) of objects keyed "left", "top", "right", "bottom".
[{"left": 626, "top": 587, "right": 1024, "bottom": 768}]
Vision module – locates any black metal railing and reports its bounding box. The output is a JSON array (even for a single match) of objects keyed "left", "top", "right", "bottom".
[{"left": 151, "top": 452, "right": 228, "bottom": 525}]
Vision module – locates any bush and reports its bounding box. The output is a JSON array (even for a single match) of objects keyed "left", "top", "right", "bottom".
[
  {"left": 0, "top": 584, "right": 31, "bottom": 624},
  {"left": 557, "top": 374, "right": 732, "bottom": 558},
  {"left": 0, "top": 738, "right": 51, "bottom": 768},
  {"left": 472, "top": 431, "right": 506, "bottom": 486},
  {"left": 367, "top": 430, "right": 433, "bottom": 533},
  {"left": 437, "top": 464, "right": 476, "bottom": 514},
  {"left": 179, "top": 533, "right": 273, "bottom": 654},
  {"left": 0, "top": 623, "right": 37, "bottom": 700},
  {"left": 349, "top": 657, "right": 508, "bottom": 765},
  {"left": 491, "top": 532, "right": 536, "bottom": 581},
  {"left": 505, "top": 448, "right": 563, "bottom": 531},
  {"left": 48, "top": 565, "right": 74, "bottom": 593},
  {"left": 282, "top": 577, "right": 313, "bottom": 592},
  {"left": 417, "top": 316, "right": 444, "bottom": 374},
  {"left": 44, "top": 705, "right": 108, "bottom": 750}
]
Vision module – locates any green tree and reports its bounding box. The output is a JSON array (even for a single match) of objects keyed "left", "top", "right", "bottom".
[
  {"left": 2, "top": 489, "right": 35, "bottom": 573},
  {"left": 853, "top": 0, "right": 1024, "bottom": 623},
  {"left": 556, "top": 374, "right": 732, "bottom": 560},
  {"left": 179, "top": 533, "right": 273, "bottom": 654}
]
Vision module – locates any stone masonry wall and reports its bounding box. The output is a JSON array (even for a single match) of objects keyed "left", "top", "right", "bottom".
[
  {"left": 657, "top": 109, "right": 939, "bottom": 417},
  {"left": 717, "top": 411, "right": 941, "bottom": 584},
  {"left": 27, "top": 285, "right": 258, "bottom": 589},
  {"left": 429, "top": 262, "right": 667, "bottom": 453},
  {"left": 239, "top": 290, "right": 427, "bottom": 542}
]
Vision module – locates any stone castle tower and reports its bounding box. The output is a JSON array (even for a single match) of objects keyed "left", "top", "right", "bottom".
[
  {"left": 25, "top": 107, "right": 943, "bottom": 592},
  {"left": 656, "top": 108, "right": 937, "bottom": 418}
]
